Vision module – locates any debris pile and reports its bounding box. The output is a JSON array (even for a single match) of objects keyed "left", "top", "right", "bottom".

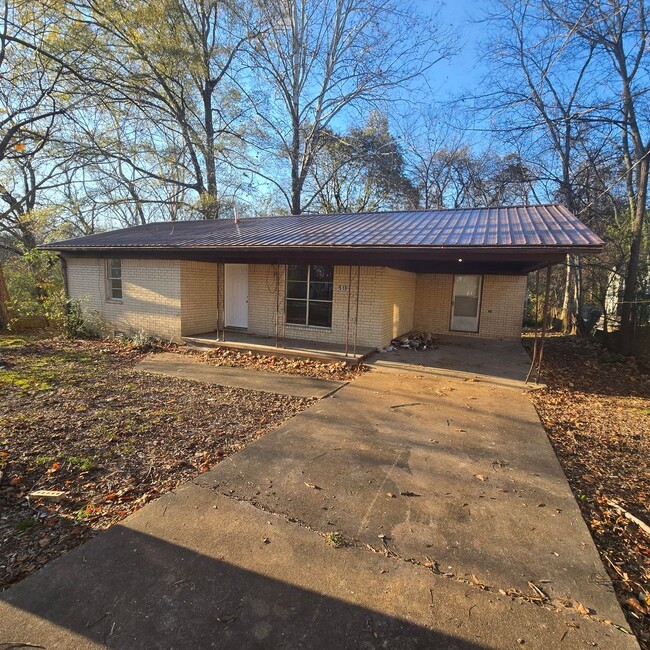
[{"left": 383, "top": 332, "right": 438, "bottom": 352}]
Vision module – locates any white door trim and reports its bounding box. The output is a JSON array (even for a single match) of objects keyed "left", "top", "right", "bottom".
[{"left": 224, "top": 264, "right": 248, "bottom": 328}]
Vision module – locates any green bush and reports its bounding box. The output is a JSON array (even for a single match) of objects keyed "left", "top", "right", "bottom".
[
  {"left": 5, "top": 249, "right": 65, "bottom": 329},
  {"left": 4, "top": 249, "right": 99, "bottom": 338},
  {"left": 63, "top": 299, "right": 88, "bottom": 338}
]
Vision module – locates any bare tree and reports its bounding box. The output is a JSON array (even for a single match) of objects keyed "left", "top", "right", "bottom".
[
  {"left": 545, "top": 0, "right": 650, "bottom": 352},
  {"left": 244, "top": 0, "right": 449, "bottom": 215},
  {"left": 478, "top": 0, "right": 602, "bottom": 333},
  {"left": 0, "top": 0, "right": 79, "bottom": 250}
]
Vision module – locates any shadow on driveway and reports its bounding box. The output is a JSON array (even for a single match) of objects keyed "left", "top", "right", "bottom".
[{"left": 0, "top": 503, "right": 489, "bottom": 649}]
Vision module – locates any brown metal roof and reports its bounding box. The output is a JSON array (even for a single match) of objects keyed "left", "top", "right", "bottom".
[{"left": 43, "top": 205, "right": 603, "bottom": 252}]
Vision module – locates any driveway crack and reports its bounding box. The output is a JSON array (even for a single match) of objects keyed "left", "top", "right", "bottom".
[{"left": 192, "top": 481, "right": 632, "bottom": 635}]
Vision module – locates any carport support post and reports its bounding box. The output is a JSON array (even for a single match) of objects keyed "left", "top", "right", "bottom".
[
  {"left": 353, "top": 266, "right": 360, "bottom": 357},
  {"left": 282, "top": 265, "right": 287, "bottom": 342},
  {"left": 536, "top": 265, "right": 553, "bottom": 384},
  {"left": 275, "top": 264, "right": 280, "bottom": 348},
  {"left": 216, "top": 261, "right": 221, "bottom": 341},
  {"left": 525, "top": 270, "right": 541, "bottom": 383},
  {"left": 345, "top": 266, "right": 352, "bottom": 357},
  {"left": 219, "top": 262, "right": 226, "bottom": 342}
]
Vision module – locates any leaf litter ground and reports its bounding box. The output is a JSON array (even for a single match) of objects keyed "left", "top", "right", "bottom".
[
  {"left": 0, "top": 336, "right": 318, "bottom": 590},
  {"left": 526, "top": 335, "right": 649, "bottom": 648},
  {"left": 176, "top": 345, "right": 366, "bottom": 381}
]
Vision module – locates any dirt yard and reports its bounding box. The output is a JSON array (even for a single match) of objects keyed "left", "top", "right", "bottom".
[
  {"left": 0, "top": 336, "right": 316, "bottom": 590},
  {"left": 527, "top": 335, "right": 650, "bottom": 649}
]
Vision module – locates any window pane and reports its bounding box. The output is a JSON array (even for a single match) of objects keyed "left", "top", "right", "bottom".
[
  {"left": 108, "top": 259, "right": 121, "bottom": 278},
  {"left": 454, "top": 296, "right": 479, "bottom": 317},
  {"left": 287, "top": 280, "right": 308, "bottom": 299},
  {"left": 308, "top": 301, "right": 332, "bottom": 327},
  {"left": 286, "top": 299, "right": 307, "bottom": 325},
  {"left": 287, "top": 265, "right": 308, "bottom": 282},
  {"left": 309, "top": 282, "right": 333, "bottom": 301},
  {"left": 310, "top": 265, "right": 333, "bottom": 282},
  {"left": 110, "top": 279, "right": 122, "bottom": 291},
  {"left": 111, "top": 287, "right": 122, "bottom": 300}
]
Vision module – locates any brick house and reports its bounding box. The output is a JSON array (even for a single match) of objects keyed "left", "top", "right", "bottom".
[{"left": 43, "top": 206, "right": 602, "bottom": 352}]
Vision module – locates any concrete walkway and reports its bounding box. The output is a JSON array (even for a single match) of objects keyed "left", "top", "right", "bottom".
[
  {"left": 0, "top": 347, "right": 638, "bottom": 649},
  {"left": 136, "top": 352, "right": 345, "bottom": 398}
]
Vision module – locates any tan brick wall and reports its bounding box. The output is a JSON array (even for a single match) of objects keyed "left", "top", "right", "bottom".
[
  {"left": 414, "top": 274, "right": 454, "bottom": 333},
  {"left": 247, "top": 264, "right": 283, "bottom": 339},
  {"left": 246, "top": 265, "right": 416, "bottom": 349},
  {"left": 247, "top": 265, "right": 391, "bottom": 347},
  {"left": 66, "top": 257, "right": 182, "bottom": 341},
  {"left": 477, "top": 275, "right": 528, "bottom": 339},
  {"left": 66, "top": 258, "right": 526, "bottom": 346},
  {"left": 379, "top": 268, "right": 416, "bottom": 342},
  {"left": 180, "top": 261, "right": 218, "bottom": 336},
  {"left": 414, "top": 274, "right": 527, "bottom": 340}
]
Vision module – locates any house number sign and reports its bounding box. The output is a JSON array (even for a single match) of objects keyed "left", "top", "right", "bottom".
[{"left": 338, "top": 284, "right": 349, "bottom": 292}]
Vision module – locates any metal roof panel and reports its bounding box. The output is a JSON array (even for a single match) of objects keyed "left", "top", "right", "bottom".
[{"left": 43, "top": 205, "right": 604, "bottom": 251}]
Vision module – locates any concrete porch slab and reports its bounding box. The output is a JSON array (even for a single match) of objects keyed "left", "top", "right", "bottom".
[
  {"left": 136, "top": 352, "right": 345, "bottom": 398},
  {"left": 182, "top": 330, "right": 375, "bottom": 363},
  {"left": 370, "top": 335, "right": 536, "bottom": 388}
]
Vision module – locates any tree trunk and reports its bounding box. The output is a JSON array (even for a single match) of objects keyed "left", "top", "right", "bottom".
[
  {"left": 575, "top": 256, "right": 583, "bottom": 319},
  {"left": 291, "top": 123, "right": 302, "bottom": 215},
  {"left": 0, "top": 263, "right": 10, "bottom": 329},
  {"left": 560, "top": 254, "right": 578, "bottom": 334},
  {"left": 202, "top": 82, "right": 219, "bottom": 219},
  {"left": 618, "top": 155, "right": 648, "bottom": 354}
]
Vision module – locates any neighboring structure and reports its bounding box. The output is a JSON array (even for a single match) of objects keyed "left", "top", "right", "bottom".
[{"left": 42, "top": 206, "right": 603, "bottom": 350}]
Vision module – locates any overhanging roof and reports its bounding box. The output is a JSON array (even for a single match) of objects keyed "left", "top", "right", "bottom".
[{"left": 43, "top": 205, "right": 603, "bottom": 273}]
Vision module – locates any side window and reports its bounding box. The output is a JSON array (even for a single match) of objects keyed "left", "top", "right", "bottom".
[{"left": 106, "top": 259, "right": 122, "bottom": 300}]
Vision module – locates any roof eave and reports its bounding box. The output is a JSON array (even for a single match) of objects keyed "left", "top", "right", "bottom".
[{"left": 44, "top": 243, "right": 604, "bottom": 255}]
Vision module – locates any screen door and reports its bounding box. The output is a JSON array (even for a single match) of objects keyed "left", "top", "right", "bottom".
[{"left": 450, "top": 275, "right": 482, "bottom": 332}]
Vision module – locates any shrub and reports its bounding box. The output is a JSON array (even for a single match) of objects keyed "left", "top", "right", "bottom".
[
  {"left": 5, "top": 249, "right": 66, "bottom": 331},
  {"left": 63, "top": 299, "right": 87, "bottom": 338}
]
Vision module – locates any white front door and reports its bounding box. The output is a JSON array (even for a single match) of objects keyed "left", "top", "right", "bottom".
[
  {"left": 225, "top": 264, "right": 248, "bottom": 328},
  {"left": 450, "top": 275, "right": 482, "bottom": 333}
]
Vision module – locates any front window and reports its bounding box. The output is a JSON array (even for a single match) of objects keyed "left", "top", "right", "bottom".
[
  {"left": 106, "top": 259, "right": 122, "bottom": 300},
  {"left": 286, "top": 265, "right": 333, "bottom": 328}
]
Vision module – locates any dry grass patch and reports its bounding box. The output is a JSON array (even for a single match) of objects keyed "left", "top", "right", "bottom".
[{"left": 0, "top": 336, "right": 311, "bottom": 589}]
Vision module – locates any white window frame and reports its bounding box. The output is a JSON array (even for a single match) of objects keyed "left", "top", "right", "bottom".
[{"left": 106, "top": 259, "right": 123, "bottom": 302}]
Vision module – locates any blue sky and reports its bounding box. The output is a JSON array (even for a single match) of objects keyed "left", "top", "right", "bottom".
[{"left": 421, "top": 0, "right": 486, "bottom": 101}]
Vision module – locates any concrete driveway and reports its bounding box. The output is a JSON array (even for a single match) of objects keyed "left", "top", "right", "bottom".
[{"left": 0, "top": 341, "right": 637, "bottom": 649}]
